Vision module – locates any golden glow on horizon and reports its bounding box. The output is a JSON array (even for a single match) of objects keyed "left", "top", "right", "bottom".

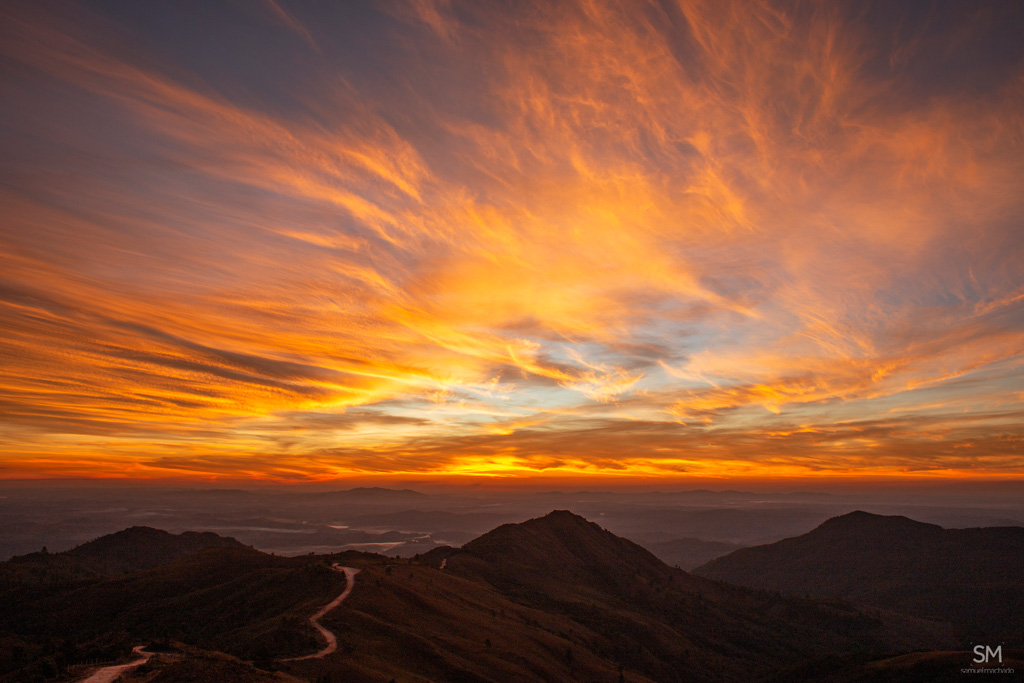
[{"left": 0, "top": 1, "right": 1022, "bottom": 482}]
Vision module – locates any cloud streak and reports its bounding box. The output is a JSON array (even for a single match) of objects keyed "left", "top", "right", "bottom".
[{"left": 0, "top": 0, "right": 1022, "bottom": 481}]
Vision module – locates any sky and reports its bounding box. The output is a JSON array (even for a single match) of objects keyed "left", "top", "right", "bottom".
[{"left": 1, "top": 0, "right": 1022, "bottom": 485}]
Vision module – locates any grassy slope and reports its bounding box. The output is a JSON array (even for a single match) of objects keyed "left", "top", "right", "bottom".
[
  {"left": 0, "top": 547, "right": 361, "bottom": 681},
  {"left": 0, "top": 512, "right": 977, "bottom": 682},
  {"left": 290, "top": 512, "right": 955, "bottom": 683},
  {"left": 294, "top": 560, "right": 655, "bottom": 683}
]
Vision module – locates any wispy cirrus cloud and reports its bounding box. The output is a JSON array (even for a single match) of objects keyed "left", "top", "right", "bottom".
[{"left": 0, "top": 0, "right": 1022, "bottom": 481}]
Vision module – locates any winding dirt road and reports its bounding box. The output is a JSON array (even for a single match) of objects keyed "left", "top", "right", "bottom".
[
  {"left": 77, "top": 564, "right": 357, "bottom": 679},
  {"left": 78, "top": 645, "right": 152, "bottom": 683},
  {"left": 284, "top": 564, "right": 360, "bottom": 661}
]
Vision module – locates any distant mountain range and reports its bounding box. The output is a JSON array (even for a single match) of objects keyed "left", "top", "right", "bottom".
[
  {"left": 1, "top": 510, "right": 1017, "bottom": 682},
  {"left": 640, "top": 536, "right": 744, "bottom": 570}
]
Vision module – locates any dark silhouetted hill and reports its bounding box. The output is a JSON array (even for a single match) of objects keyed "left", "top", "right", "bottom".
[
  {"left": 394, "top": 511, "right": 949, "bottom": 682},
  {"left": 2, "top": 526, "right": 247, "bottom": 587},
  {"left": 64, "top": 526, "right": 246, "bottom": 575},
  {"left": 453, "top": 509, "right": 697, "bottom": 595},
  {"left": 694, "top": 510, "right": 1024, "bottom": 639},
  {"left": 0, "top": 529, "right": 370, "bottom": 681}
]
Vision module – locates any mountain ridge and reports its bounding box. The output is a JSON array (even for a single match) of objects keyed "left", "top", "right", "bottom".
[
  {"left": 0, "top": 510, "right": 990, "bottom": 682},
  {"left": 4, "top": 525, "right": 248, "bottom": 581},
  {"left": 694, "top": 510, "right": 1024, "bottom": 639}
]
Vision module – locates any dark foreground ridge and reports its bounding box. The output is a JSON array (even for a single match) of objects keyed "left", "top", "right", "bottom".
[{"left": 2, "top": 510, "right": 1014, "bottom": 682}]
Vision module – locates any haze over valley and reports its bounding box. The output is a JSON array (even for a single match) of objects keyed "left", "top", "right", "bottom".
[{"left": 5, "top": 482, "right": 1023, "bottom": 568}]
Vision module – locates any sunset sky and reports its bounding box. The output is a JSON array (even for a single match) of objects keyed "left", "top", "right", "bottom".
[{"left": 1, "top": 0, "right": 1022, "bottom": 484}]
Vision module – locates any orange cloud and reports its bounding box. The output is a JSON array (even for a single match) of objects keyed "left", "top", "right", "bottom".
[{"left": 0, "top": 0, "right": 1022, "bottom": 482}]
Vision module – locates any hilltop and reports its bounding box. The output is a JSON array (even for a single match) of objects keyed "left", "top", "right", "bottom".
[{"left": 695, "top": 510, "right": 1024, "bottom": 638}]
